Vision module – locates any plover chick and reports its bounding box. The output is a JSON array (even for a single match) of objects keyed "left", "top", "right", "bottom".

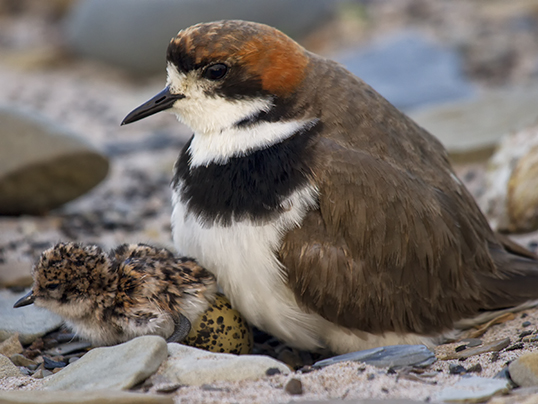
[{"left": 14, "top": 242, "right": 217, "bottom": 346}]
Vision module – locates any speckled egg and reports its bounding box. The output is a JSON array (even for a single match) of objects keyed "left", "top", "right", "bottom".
[{"left": 183, "top": 293, "right": 253, "bottom": 354}]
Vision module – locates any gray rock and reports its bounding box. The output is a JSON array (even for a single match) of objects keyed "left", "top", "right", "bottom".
[
  {"left": 509, "top": 352, "right": 538, "bottom": 387},
  {"left": 480, "top": 122, "right": 538, "bottom": 232},
  {"left": 435, "top": 377, "right": 510, "bottom": 403},
  {"left": 0, "top": 289, "right": 63, "bottom": 345},
  {"left": 10, "top": 353, "right": 37, "bottom": 368},
  {"left": 409, "top": 84, "right": 538, "bottom": 162},
  {"left": 64, "top": 0, "right": 333, "bottom": 74},
  {"left": 336, "top": 31, "right": 475, "bottom": 111},
  {"left": 0, "top": 354, "right": 23, "bottom": 378},
  {"left": 0, "top": 259, "right": 33, "bottom": 288},
  {"left": 313, "top": 344, "right": 436, "bottom": 369},
  {"left": 0, "top": 333, "right": 23, "bottom": 357},
  {"left": 43, "top": 336, "right": 168, "bottom": 391},
  {"left": 0, "top": 390, "right": 174, "bottom": 404},
  {"left": 154, "top": 343, "right": 290, "bottom": 386},
  {"left": 0, "top": 107, "right": 109, "bottom": 215}
]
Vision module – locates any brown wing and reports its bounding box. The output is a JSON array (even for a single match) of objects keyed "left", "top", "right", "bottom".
[{"left": 280, "top": 136, "right": 538, "bottom": 336}]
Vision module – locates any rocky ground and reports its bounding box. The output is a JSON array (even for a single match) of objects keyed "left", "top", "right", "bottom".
[{"left": 2, "top": 1, "right": 538, "bottom": 403}]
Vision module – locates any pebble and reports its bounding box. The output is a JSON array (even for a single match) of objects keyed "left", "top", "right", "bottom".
[
  {"left": 440, "top": 338, "right": 511, "bottom": 360},
  {"left": 435, "top": 376, "right": 511, "bottom": 403},
  {"left": 0, "top": 106, "right": 109, "bottom": 215},
  {"left": 480, "top": 121, "right": 538, "bottom": 231},
  {"left": 43, "top": 336, "right": 168, "bottom": 391},
  {"left": 0, "top": 354, "right": 23, "bottom": 378},
  {"left": 153, "top": 342, "right": 290, "bottom": 386},
  {"left": 410, "top": 85, "right": 538, "bottom": 163},
  {"left": 9, "top": 353, "right": 37, "bottom": 368},
  {"left": 45, "top": 341, "right": 92, "bottom": 356},
  {"left": 0, "top": 260, "right": 33, "bottom": 289},
  {"left": 336, "top": 30, "right": 475, "bottom": 111},
  {"left": 509, "top": 352, "right": 538, "bottom": 387},
  {"left": 313, "top": 344, "right": 436, "bottom": 369},
  {"left": 0, "top": 289, "right": 63, "bottom": 345},
  {"left": 64, "top": 0, "right": 333, "bottom": 74},
  {"left": 285, "top": 378, "right": 303, "bottom": 395},
  {"left": 523, "top": 321, "right": 532, "bottom": 327},
  {"left": 43, "top": 356, "right": 66, "bottom": 370},
  {"left": 0, "top": 390, "right": 174, "bottom": 404},
  {"left": 449, "top": 364, "right": 467, "bottom": 375},
  {"left": 0, "top": 333, "right": 23, "bottom": 357}
]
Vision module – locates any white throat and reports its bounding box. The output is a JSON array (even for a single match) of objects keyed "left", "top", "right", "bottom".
[{"left": 166, "top": 63, "right": 316, "bottom": 167}]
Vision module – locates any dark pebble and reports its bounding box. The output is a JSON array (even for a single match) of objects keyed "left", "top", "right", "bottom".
[
  {"left": 43, "top": 356, "right": 66, "bottom": 370},
  {"left": 455, "top": 344, "right": 467, "bottom": 352},
  {"left": 285, "top": 378, "right": 303, "bottom": 395},
  {"left": 467, "top": 363, "right": 482, "bottom": 373},
  {"left": 200, "top": 384, "right": 229, "bottom": 392},
  {"left": 522, "top": 313, "right": 529, "bottom": 318},
  {"left": 381, "top": 387, "right": 389, "bottom": 393},
  {"left": 522, "top": 321, "right": 532, "bottom": 327},
  {"left": 505, "top": 343, "right": 525, "bottom": 351},
  {"left": 491, "top": 352, "right": 500, "bottom": 362},
  {"left": 265, "top": 367, "right": 281, "bottom": 376},
  {"left": 387, "top": 367, "right": 397, "bottom": 375},
  {"left": 519, "top": 330, "right": 533, "bottom": 339},
  {"left": 367, "top": 373, "right": 375, "bottom": 380},
  {"left": 449, "top": 364, "right": 467, "bottom": 375}
]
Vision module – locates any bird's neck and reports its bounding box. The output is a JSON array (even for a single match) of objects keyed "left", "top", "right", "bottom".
[{"left": 172, "top": 119, "right": 322, "bottom": 226}]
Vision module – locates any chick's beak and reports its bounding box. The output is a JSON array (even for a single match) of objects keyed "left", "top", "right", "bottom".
[
  {"left": 121, "top": 87, "right": 185, "bottom": 125},
  {"left": 13, "top": 290, "right": 35, "bottom": 308}
]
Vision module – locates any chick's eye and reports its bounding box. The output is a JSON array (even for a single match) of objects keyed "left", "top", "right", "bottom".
[
  {"left": 46, "top": 283, "right": 60, "bottom": 291},
  {"left": 203, "top": 63, "right": 228, "bottom": 80}
]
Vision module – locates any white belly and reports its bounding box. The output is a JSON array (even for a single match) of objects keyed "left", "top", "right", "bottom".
[
  {"left": 171, "top": 183, "right": 437, "bottom": 353},
  {"left": 171, "top": 184, "right": 324, "bottom": 350}
]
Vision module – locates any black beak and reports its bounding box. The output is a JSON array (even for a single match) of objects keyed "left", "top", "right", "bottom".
[
  {"left": 121, "top": 87, "right": 185, "bottom": 125},
  {"left": 13, "top": 290, "right": 35, "bottom": 308}
]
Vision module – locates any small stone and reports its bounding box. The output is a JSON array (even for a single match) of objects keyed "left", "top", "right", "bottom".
[
  {"left": 449, "top": 364, "right": 467, "bottom": 375},
  {"left": 68, "top": 357, "right": 79, "bottom": 364},
  {"left": 313, "top": 344, "right": 436, "bottom": 369},
  {"left": 505, "top": 343, "right": 525, "bottom": 352},
  {"left": 520, "top": 330, "right": 533, "bottom": 339},
  {"left": 491, "top": 352, "right": 501, "bottom": 363},
  {"left": 0, "top": 333, "right": 23, "bottom": 357},
  {"left": 461, "top": 338, "right": 483, "bottom": 348},
  {"left": 0, "top": 107, "right": 109, "bottom": 215},
  {"left": 455, "top": 344, "right": 467, "bottom": 352},
  {"left": 32, "top": 368, "right": 44, "bottom": 379},
  {"left": 43, "top": 356, "right": 66, "bottom": 370},
  {"left": 154, "top": 343, "right": 290, "bottom": 386},
  {"left": 0, "top": 354, "right": 23, "bottom": 378},
  {"left": 265, "top": 367, "right": 281, "bottom": 376},
  {"left": 154, "top": 383, "right": 182, "bottom": 394},
  {"left": 509, "top": 352, "right": 538, "bottom": 387},
  {"left": 367, "top": 373, "right": 375, "bottom": 380},
  {"left": 440, "top": 338, "right": 511, "bottom": 360},
  {"left": 45, "top": 341, "right": 92, "bottom": 356},
  {"left": 0, "top": 290, "right": 63, "bottom": 345},
  {"left": 467, "top": 363, "right": 483, "bottom": 373},
  {"left": 284, "top": 378, "right": 303, "bottom": 395},
  {"left": 435, "top": 377, "right": 510, "bottom": 403},
  {"left": 9, "top": 353, "right": 36, "bottom": 368},
  {"left": 43, "top": 336, "right": 168, "bottom": 391},
  {"left": 523, "top": 321, "right": 532, "bottom": 328}
]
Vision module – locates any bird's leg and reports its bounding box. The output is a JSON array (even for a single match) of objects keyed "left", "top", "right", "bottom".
[{"left": 167, "top": 313, "right": 192, "bottom": 342}]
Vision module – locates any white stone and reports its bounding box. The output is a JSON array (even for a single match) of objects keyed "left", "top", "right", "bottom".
[{"left": 155, "top": 343, "right": 290, "bottom": 386}]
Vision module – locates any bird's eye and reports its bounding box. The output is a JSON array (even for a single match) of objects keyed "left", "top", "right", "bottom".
[
  {"left": 46, "top": 283, "right": 60, "bottom": 290},
  {"left": 203, "top": 63, "right": 228, "bottom": 80}
]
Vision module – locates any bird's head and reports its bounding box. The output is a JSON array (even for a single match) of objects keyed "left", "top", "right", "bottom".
[
  {"left": 122, "top": 20, "right": 311, "bottom": 138},
  {"left": 13, "top": 242, "right": 114, "bottom": 319}
]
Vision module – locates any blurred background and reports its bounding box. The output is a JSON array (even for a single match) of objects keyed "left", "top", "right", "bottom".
[{"left": 1, "top": 0, "right": 538, "bottom": 290}]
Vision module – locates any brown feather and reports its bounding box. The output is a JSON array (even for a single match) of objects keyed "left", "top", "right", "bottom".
[{"left": 280, "top": 53, "right": 538, "bottom": 336}]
